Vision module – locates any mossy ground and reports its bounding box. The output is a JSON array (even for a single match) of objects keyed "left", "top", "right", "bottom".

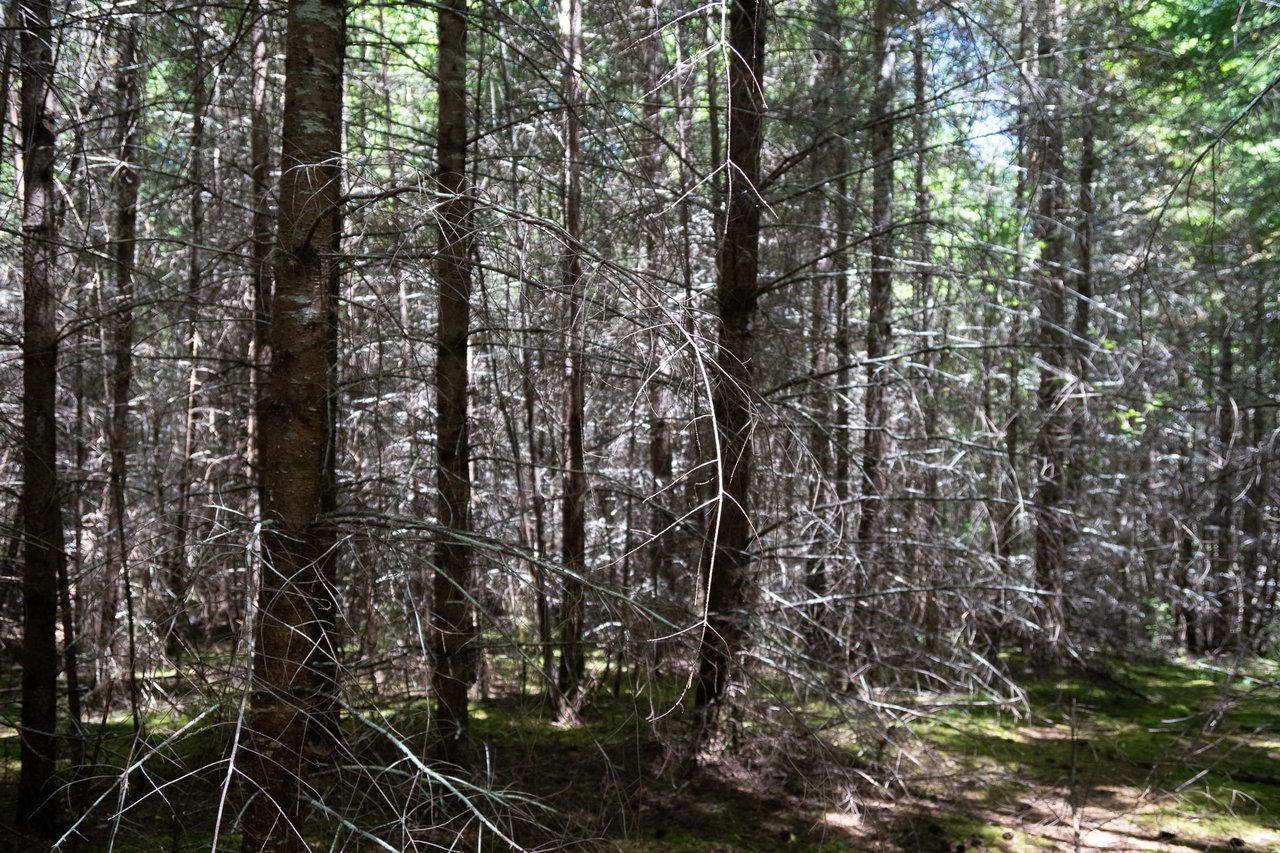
[
  {"left": 0, "top": 656, "right": 1276, "bottom": 850},
  {"left": 899, "top": 658, "right": 1280, "bottom": 852}
]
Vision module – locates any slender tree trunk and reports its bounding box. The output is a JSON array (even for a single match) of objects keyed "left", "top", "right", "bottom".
[
  {"left": 803, "top": 267, "right": 834, "bottom": 648},
  {"left": 673, "top": 16, "right": 699, "bottom": 613},
  {"left": 833, "top": 170, "right": 852, "bottom": 534},
  {"left": 1239, "top": 403, "right": 1266, "bottom": 648},
  {"left": 556, "top": 0, "right": 587, "bottom": 705},
  {"left": 108, "top": 19, "right": 143, "bottom": 734},
  {"left": 693, "top": 0, "right": 767, "bottom": 752},
  {"left": 16, "top": 0, "right": 63, "bottom": 835},
  {"left": 493, "top": 17, "right": 553, "bottom": 686},
  {"left": 994, "top": 0, "right": 1035, "bottom": 593},
  {"left": 247, "top": 0, "right": 273, "bottom": 522},
  {"left": 171, "top": 11, "right": 207, "bottom": 658},
  {"left": 1072, "top": 60, "right": 1096, "bottom": 383},
  {"left": 857, "top": 0, "right": 896, "bottom": 559},
  {"left": 801, "top": 0, "right": 849, "bottom": 654},
  {"left": 641, "top": 0, "right": 675, "bottom": 645},
  {"left": 1240, "top": 283, "right": 1269, "bottom": 648},
  {"left": 1032, "top": 0, "right": 1069, "bottom": 658},
  {"left": 431, "top": 0, "right": 476, "bottom": 765},
  {"left": 910, "top": 6, "right": 941, "bottom": 638},
  {"left": 520, "top": 306, "right": 554, "bottom": 683},
  {"left": 244, "top": 0, "right": 345, "bottom": 847},
  {"left": 1210, "top": 319, "right": 1236, "bottom": 650}
]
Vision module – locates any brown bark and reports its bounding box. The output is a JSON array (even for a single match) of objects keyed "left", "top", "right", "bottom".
[
  {"left": 431, "top": 0, "right": 476, "bottom": 766},
  {"left": 834, "top": 170, "right": 852, "bottom": 518},
  {"left": 910, "top": 6, "right": 941, "bottom": 635},
  {"left": 1032, "top": 0, "right": 1069, "bottom": 657},
  {"left": 641, "top": 0, "right": 675, "bottom": 640},
  {"left": 108, "top": 20, "right": 143, "bottom": 734},
  {"left": 494, "top": 17, "right": 553, "bottom": 685},
  {"left": 802, "top": 0, "right": 847, "bottom": 652},
  {"left": 244, "top": 0, "right": 345, "bottom": 847},
  {"left": 857, "top": 0, "right": 896, "bottom": 557},
  {"left": 995, "top": 0, "right": 1035, "bottom": 586},
  {"left": 1072, "top": 60, "right": 1096, "bottom": 381},
  {"left": 1240, "top": 404, "right": 1266, "bottom": 648},
  {"left": 16, "top": 0, "right": 63, "bottom": 835},
  {"left": 694, "top": 0, "right": 767, "bottom": 749},
  {"left": 171, "top": 11, "right": 207, "bottom": 658},
  {"left": 1209, "top": 320, "right": 1236, "bottom": 650},
  {"left": 556, "top": 0, "right": 587, "bottom": 705}
]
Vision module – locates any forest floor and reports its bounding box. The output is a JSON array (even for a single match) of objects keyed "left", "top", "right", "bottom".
[
  {"left": 463, "top": 656, "right": 1280, "bottom": 852},
  {"left": 1, "top": 655, "right": 1278, "bottom": 851}
]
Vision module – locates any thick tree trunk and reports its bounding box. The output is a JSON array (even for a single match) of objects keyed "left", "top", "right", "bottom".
[
  {"left": 556, "top": 0, "right": 587, "bottom": 705},
  {"left": 431, "top": 0, "right": 476, "bottom": 766},
  {"left": 693, "top": 0, "right": 766, "bottom": 751},
  {"left": 243, "top": 0, "right": 345, "bottom": 848},
  {"left": 16, "top": 0, "right": 63, "bottom": 835}
]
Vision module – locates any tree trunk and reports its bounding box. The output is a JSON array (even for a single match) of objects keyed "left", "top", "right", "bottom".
[
  {"left": 556, "top": 0, "right": 587, "bottom": 705},
  {"left": 243, "top": 0, "right": 345, "bottom": 848},
  {"left": 16, "top": 0, "right": 63, "bottom": 835},
  {"left": 910, "top": 5, "right": 941, "bottom": 638},
  {"left": 431, "top": 0, "right": 476, "bottom": 766},
  {"left": 693, "top": 0, "right": 767, "bottom": 752},
  {"left": 247, "top": 0, "right": 273, "bottom": 526},
  {"left": 857, "top": 0, "right": 896, "bottom": 560},
  {"left": 1032, "top": 0, "right": 1069, "bottom": 658},
  {"left": 1072, "top": 59, "right": 1096, "bottom": 383},
  {"left": 803, "top": 0, "right": 847, "bottom": 655},
  {"left": 641, "top": 0, "right": 675, "bottom": 660},
  {"left": 1209, "top": 319, "right": 1236, "bottom": 650},
  {"left": 171, "top": 10, "right": 207, "bottom": 659},
  {"left": 108, "top": 18, "right": 143, "bottom": 735}
]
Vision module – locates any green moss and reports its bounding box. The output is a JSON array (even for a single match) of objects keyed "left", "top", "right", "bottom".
[{"left": 914, "top": 657, "right": 1280, "bottom": 850}]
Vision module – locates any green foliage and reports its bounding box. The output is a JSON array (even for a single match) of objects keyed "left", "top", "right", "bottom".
[{"left": 915, "top": 659, "right": 1280, "bottom": 850}]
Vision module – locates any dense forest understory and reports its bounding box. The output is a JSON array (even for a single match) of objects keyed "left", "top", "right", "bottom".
[
  {"left": 0, "top": 0, "right": 1278, "bottom": 849},
  {"left": 2, "top": 656, "right": 1279, "bottom": 850}
]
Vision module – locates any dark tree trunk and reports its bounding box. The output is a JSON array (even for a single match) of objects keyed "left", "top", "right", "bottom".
[
  {"left": 802, "top": 0, "right": 847, "bottom": 654},
  {"left": 521, "top": 309, "right": 554, "bottom": 684},
  {"left": 108, "top": 18, "right": 143, "bottom": 735},
  {"left": 431, "top": 0, "right": 476, "bottom": 766},
  {"left": 694, "top": 0, "right": 767, "bottom": 751},
  {"left": 556, "top": 0, "right": 587, "bottom": 705},
  {"left": 858, "top": 0, "right": 896, "bottom": 566},
  {"left": 1032, "top": 0, "right": 1069, "bottom": 658},
  {"left": 1209, "top": 320, "right": 1236, "bottom": 650},
  {"left": 1072, "top": 60, "right": 1096, "bottom": 382},
  {"left": 170, "top": 10, "right": 208, "bottom": 660},
  {"left": 994, "top": 0, "right": 1035, "bottom": 599},
  {"left": 243, "top": 0, "right": 345, "bottom": 848},
  {"left": 641, "top": 0, "right": 675, "bottom": 655},
  {"left": 16, "top": 0, "right": 63, "bottom": 836},
  {"left": 909, "top": 5, "right": 941, "bottom": 637}
]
